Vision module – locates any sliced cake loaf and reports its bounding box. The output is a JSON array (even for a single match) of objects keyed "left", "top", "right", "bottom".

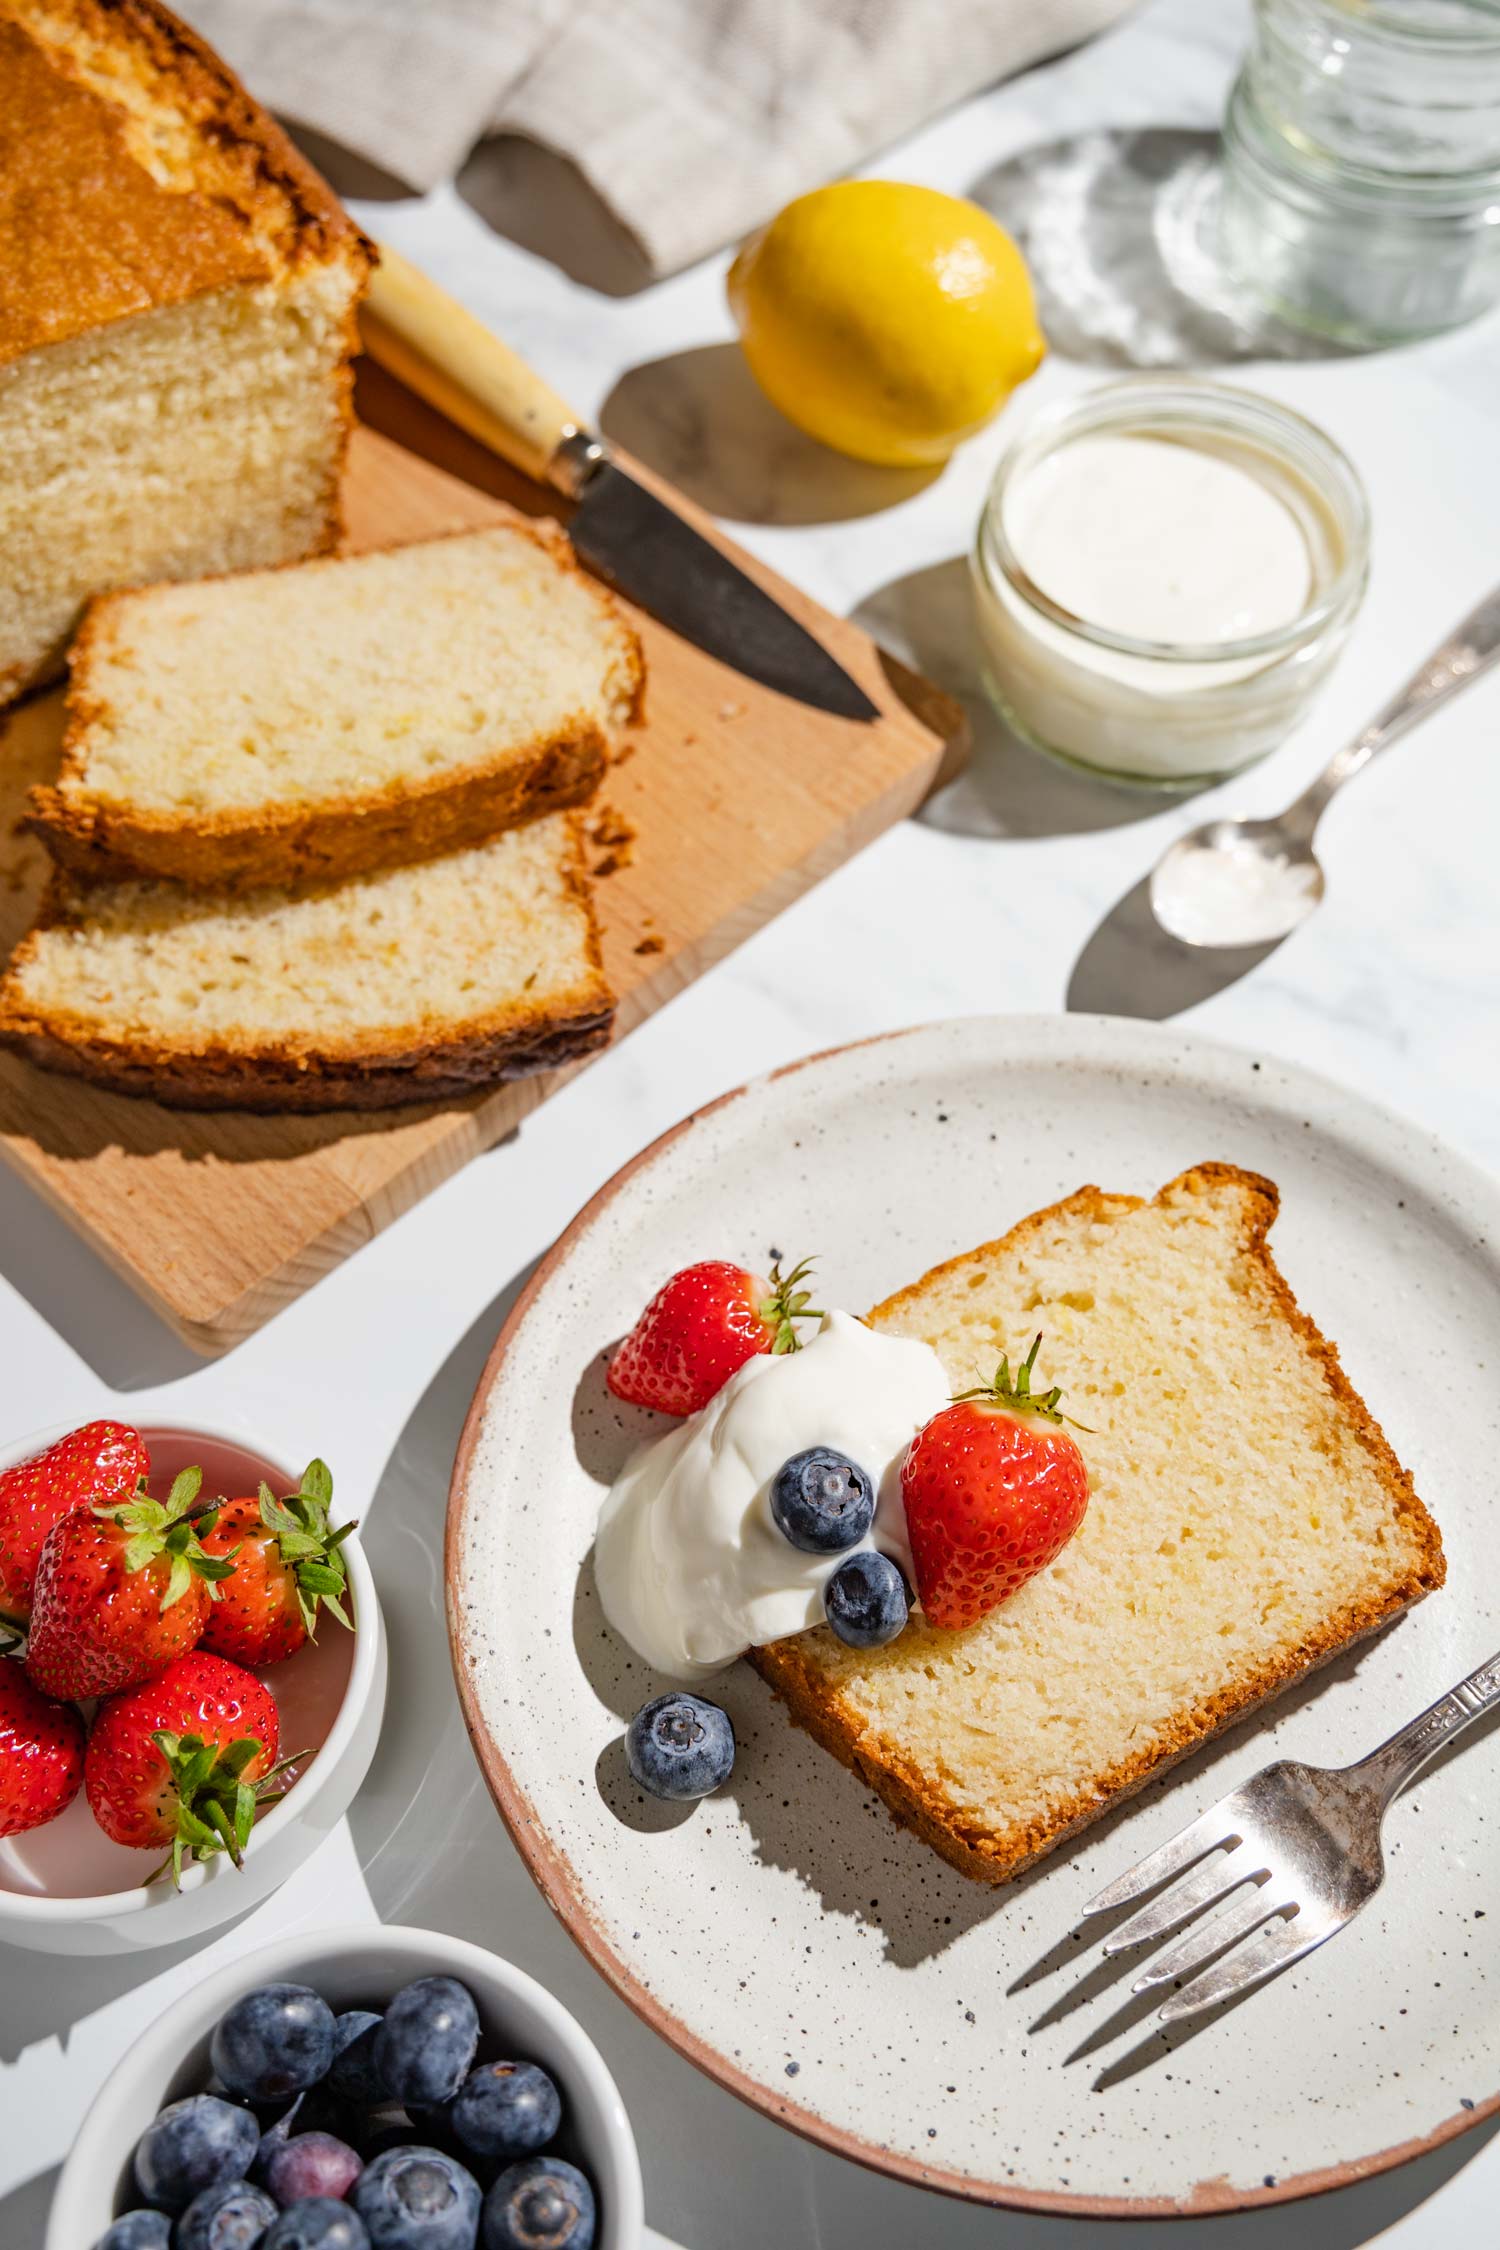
[
  {"left": 0, "top": 0, "right": 370, "bottom": 706},
  {"left": 0, "top": 810, "right": 614, "bottom": 1110},
  {"left": 31, "top": 523, "right": 644, "bottom": 890},
  {"left": 753, "top": 1165, "right": 1444, "bottom": 1884}
]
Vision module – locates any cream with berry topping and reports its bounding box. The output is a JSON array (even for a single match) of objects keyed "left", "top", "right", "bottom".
[{"left": 595, "top": 1312, "right": 947, "bottom": 1680}]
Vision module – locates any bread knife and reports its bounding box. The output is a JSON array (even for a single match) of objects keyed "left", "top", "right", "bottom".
[{"left": 361, "top": 243, "right": 879, "bottom": 722}]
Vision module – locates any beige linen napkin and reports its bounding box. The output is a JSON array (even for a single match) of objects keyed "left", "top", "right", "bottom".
[{"left": 176, "top": 0, "right": 1135, "bottom": 275}]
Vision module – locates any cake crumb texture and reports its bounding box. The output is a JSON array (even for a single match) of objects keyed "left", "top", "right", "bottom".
[{"left": 31, "top": 521, "right": 646, "bottom": 888}]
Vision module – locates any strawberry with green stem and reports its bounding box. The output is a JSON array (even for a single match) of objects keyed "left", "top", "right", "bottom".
[
  {"left": 85, "top": 1650, "right": 295, "bottom": 1886},
  {"left": 25, "top": 1467, "right": 237, "bottom": 1702},
  {"left": 901, "top": 1335, "right": 1091, "bottom": 1631},
  {"left": 200, "top": 1458, "right": 354, "bottom": 1667},
  {"left": 0, "top": 1420, "right": 150, "bottom": 1643},
  {"left": 608, "top": 1256, "right": 822, "bottom": 1416}
]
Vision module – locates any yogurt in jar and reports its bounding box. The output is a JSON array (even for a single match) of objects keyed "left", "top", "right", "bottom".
[{"left": 971, "top": 381, "right": 1368, "bottom": 788}]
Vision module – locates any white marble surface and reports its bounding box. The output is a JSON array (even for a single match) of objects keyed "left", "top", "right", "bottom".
[{"left": 4, "top": 0, "right": 1499, "bottom": 2243}]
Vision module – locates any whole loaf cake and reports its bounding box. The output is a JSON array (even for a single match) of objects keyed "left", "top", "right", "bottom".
[{"left": 0, "top": 0, "right": 371, "bottom": 706}]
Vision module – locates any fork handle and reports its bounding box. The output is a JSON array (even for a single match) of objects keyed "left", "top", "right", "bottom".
[{"left": 1352, "top": 1648, "right": 1500, "bottom": 1805}]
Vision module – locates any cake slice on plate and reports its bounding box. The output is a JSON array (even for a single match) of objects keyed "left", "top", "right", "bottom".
[
  {"left": 0, "top": 809, "right": 614, "bottom": 1111},
  {"left": 30, "top": 524, "right": 645, "bottom": 890},
  {"left": 753, "top": 1165, "right": 1444, "bottom": 1883},
  {"left": 0, "top": 0, "right": 370, "bottom": 706}
]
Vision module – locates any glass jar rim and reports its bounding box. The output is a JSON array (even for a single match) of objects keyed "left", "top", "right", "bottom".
[
  {"left": 975, "top": 377, "right": 1371, "bottom": 666},
  {"left": 1275, "top": 0, "right": 1500, "bottom": 53}
]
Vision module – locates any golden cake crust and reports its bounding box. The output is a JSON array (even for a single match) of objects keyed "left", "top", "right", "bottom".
[
  {"left": 28, "top": 521, "right": 649, "bottom": 891},
  {"left": 752, "top": 1166, "right": 1446, "bottom": 1884},
  {"left": 0, "top": 815, "right": 617, "bottom": 1112},
  {"left": 0, "top": 0, "right": 369, "bottom": 366}
]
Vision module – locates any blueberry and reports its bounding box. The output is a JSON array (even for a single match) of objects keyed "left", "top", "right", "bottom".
[
  {"left": 176, "top": 2178, "right": 279, "bottom": 2249},
  {"left": 133, "top": 2095, "right": 259, "bottom": 2212},
  {"left": 352, "top": 2146, "right": 481, "bottom": 2249},
  {"left": 373, "top": 1978, "right": 479, "bottom": 2109},
  {"left": 94, "top": 2216, "right": 172, "bottom": 2250},
  {"left": 770, "top": 1447, "right": 875, "bottom": 1553},
  {"left": 326, "top": 2010, "right": 386, "bottom": 2105},
  {"left": 263, "top": 2201, "right": 371, "bottom": 2248},
  {"left": 265, "top": 2132, "right": 363, "bottom": 2207},
  {"left": 450, "top": 2060, "right": 561, "bottom": 2161},
  {"left": 624, "top": 1692, "right": 734, "bottom": 1800},
  {"left": 483, "top": 2157, "right": 595, "bottom": 2250},
  {"left": 824, "top": 1550, "right": 910, "bottom": 1647},
  {"left": 212, "top": 1986, "right": 337, "bottom": 2105}
]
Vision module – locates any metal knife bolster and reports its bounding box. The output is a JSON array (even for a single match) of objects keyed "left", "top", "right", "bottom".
[{"left": 548, "top": 428, "right": 610, "bottom": 499}]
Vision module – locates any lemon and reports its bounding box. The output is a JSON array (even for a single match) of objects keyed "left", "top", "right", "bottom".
[{"left": 727, "top": 180, "right": 1045, "bottom": 468}]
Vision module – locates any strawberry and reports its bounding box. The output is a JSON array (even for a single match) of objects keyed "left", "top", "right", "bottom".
[
  {"left": 199, "top": 1458, "right": 354, "bottom": 1666},
  {"left": 900, "top": 1336, "right": 1090, "bottom": 1631},
  {"left": 0, "top": 1420, "right": 150, "bottom": 1637},
  {"left": 25, "top": 1467, "right": 238, "bottom": 1702},
  {"left": 85, "top": 1650, "right": 287, "bottom": 1885},
  {"left": 607, "top": 1256, "right": 821, "bottom": 1416},
  {"left": 0, "top": 1660, "right": 84, "bottom": 1838}
]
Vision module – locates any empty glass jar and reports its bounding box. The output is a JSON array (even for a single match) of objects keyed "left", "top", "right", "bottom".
[{"left": 1219, "top": 0, "right": 1500, "bottom": 343}]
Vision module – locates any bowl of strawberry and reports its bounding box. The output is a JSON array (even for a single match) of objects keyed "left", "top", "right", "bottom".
[
  {"left": 49, "top": 1923, "right": 643, "bottom": 2250},
  {"left": 0, "top": 1418, "right": 386, "bottom": 1953}
]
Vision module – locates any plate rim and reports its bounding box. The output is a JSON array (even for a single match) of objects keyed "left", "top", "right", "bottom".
[{"left": 445, "top": 1013, "right": 1500, "bottom": 2217}]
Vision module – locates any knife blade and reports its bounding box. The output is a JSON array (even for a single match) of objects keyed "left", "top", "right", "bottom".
[
  {"left": 361, "top": 244, "right": 879, "bottom": 722},
  {"left": 566, "top": 457, "right": 878, "bottom": 720}
]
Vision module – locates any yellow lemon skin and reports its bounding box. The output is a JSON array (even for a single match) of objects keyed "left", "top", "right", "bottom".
[{"left": 727, "top": 180, "right": 1045, "bottom": 468}]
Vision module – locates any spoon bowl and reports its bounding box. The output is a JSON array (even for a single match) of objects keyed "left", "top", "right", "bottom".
[
  {"left": 1150, "top": 817, "right": 1325, "bottom": 950},
  {"left": 1149, "top": 579, "right": 1500, "bottom": 951}
]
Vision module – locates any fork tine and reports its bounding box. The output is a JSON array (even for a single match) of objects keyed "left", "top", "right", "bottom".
[
  {"left": 1155, "top": 1908, "right": 1340, "bottom": 2023},
  {"left": 1130, "top": 1881, "right": 1281, "bottom": 1993},
  {"left": 1100, "top": 1840, "right": 1264, "bottom": 1956},
  {"left": 1080, "top": 1802, "right": 1243, "bottom": 1920}
]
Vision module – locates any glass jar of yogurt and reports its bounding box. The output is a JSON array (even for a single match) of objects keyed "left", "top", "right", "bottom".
[{"left": 970, "top": 378, "right": 1370, "bottom": 791}]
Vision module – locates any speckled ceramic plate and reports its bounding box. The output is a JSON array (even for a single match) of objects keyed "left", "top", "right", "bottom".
[{"left": 447, "top": 1015, "right": 1500, "bottom": 2215}]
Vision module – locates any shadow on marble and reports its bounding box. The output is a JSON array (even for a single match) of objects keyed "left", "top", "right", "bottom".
[
  {"left": 343, "top": 1257, "right": 540, "bottom": 1924},
  {"left": 458, "top": 136, "right": 656, "bottom": 298},
  {"left": 0, "top": 1908, "right": 258, "bottom": 2068},
  {"left": 1067, "top": 871, "right": 1282, "bottom": 1018},
  {"left": 0, "top": 2163, "right": 58, "bottom": 2247},
  {"left": 969, "top": 127, "right": 1358, "bottom": 370},
  {"left": 852, "top": 558, "right": 1167, "bottom": 837},
  {"left": 0, "top": 1161, "right": 201, "bottom": 1391},
  {"left": 600, "top": 344, "right": 939, "bottom": 525}
]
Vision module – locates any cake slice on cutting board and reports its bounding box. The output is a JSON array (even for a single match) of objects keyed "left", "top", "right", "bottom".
[
  {"left": 30, "top": 523, "right": 646, "bottom": 891},
  {"left": 0, "top": 0, "right": 370, "bottom": 706},
  {"left": 0, "top": 784, "right": 614, "bottom": 1110},
  {"left": 753, "top": 1164, "right": 1444, "bottom": 1883}
]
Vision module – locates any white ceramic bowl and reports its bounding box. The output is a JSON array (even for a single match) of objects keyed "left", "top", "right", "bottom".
[
  {"left": 0, "top": 1421, "right": 386, "bottom": 1954},
  {"left": 49, "top": 1922, "right": 644, "bottom": 2249}
]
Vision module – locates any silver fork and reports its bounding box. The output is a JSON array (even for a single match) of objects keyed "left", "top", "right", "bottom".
[{"left": 1077, "top": 1647, "right": 1500, "bottom": 2024}]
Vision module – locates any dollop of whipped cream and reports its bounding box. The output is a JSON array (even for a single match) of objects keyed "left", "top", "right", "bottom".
[{"left": 595, "top": 1310, "right": 948, "bottom": 1681}]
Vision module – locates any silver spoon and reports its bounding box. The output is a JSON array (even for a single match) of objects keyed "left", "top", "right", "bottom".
[{"left": 1151, "top": 582, "right": 1500, "bottom": 949}]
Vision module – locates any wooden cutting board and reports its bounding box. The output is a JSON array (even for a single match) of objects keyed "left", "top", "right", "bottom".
[{"left": 0, "top": 371, "right": 966, "bottom": 1355}]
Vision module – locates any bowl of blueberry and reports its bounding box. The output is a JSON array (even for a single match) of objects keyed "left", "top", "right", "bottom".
[
  {"left": 50, "top": 1923, "right": 643, "bottom": 2249},
  {"left": 0, "top": 1418, "right": 387, "bottom": 1954}
]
